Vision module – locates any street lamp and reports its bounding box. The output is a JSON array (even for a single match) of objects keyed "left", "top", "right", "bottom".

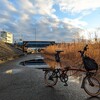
[{"left": 34, "top": 27, "right": 37, "bottom": 49}]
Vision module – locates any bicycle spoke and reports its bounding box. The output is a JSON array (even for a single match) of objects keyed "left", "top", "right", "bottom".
[
  {"left": 44, "top": 71, "right": 58, "bottom": 86},
  {"left": 84, "top": 77, "right": 100, "bottom": 96}
]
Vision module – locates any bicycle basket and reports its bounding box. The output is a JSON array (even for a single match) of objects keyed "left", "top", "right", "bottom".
[{"left": 83, "top": 56, "right": 98, "bottom": 71}]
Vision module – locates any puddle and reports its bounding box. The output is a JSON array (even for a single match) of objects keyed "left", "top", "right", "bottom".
[
  {"left": 68, "top": 76, "right": 82, "bottom": 84},
  {"left": 19, "top": 58, "right": 47, "bottom": 66},
  {"left": 4, "top": 68, "right": 23, "bottom": 74}
]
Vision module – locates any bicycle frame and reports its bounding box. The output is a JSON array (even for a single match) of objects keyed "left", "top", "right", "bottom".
[
  {"left": 61, "top": 67, "right": 97, "bottom": 89},
  {"left": 44, "top": 68, "right": 68, "bottom": 84}
]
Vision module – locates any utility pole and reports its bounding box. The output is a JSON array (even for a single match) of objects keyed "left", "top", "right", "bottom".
[
  {"left": 35, "top": 27, "right": 37, "bottom": 52},
  {"left": 19, "top": 33, "right": 23, "bottom": 42},
  {"left": 33, "top": 27, "right": 37, "bottom": 52}
]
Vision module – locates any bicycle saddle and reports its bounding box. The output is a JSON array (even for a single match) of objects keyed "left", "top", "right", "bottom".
[{"left": 56, "top": 50, "right": 64, "bottom": 53}]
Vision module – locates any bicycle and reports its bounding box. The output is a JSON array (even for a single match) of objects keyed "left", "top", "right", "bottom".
[{"left": 43, "top": 45, "right": 100, "bottom": 96}]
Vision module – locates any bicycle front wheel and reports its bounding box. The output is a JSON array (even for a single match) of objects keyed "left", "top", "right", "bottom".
[
  {"left": 44, "top": 70, "right": 58, "bottom": 87},
  {"left": 83, "top": 76, "right": 100, "bottom": 96}
]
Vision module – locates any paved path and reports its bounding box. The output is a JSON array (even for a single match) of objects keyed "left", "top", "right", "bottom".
[{"left": 0, "top": 54, "right": 100, "bottom": 100}]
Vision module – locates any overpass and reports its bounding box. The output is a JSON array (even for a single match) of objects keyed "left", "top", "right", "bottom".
[{"left": 17, "top": 41, "right": 55, "bottom": 52}]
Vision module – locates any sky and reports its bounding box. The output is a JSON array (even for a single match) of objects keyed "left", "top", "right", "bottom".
[{"left": 0, "top": 0, "right": 100, "bottom": 42}]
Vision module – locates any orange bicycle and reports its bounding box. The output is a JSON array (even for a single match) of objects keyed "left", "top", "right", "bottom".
[{"left": 43, "top": 45, "right": 100, "bottom": 96}]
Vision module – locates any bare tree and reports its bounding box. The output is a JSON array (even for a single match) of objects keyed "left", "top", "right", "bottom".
[{"left": 94, "top": 32, "right": 98, "bottom": 42}]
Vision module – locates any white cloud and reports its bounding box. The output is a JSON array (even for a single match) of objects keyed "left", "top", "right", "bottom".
[
  {"left": 55, "top": 0, "right": 100, "bottom": 14},
  {"left": 0, "top": 0, "right": 98, "bottom": 42},
  {"left": 16, "top": 0, "right": 55, "bottom": 16},
  {"left": 62, "top": 18, "right": 88, "bottom": 28},
  {"left": 2, "top": 0, "right": 17, "bottom": 12},
  {"left": 20, "top": 14, "right": 29, "bottom": 21}
]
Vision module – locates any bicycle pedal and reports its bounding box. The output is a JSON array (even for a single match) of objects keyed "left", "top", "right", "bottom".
[{"left": 64, "top": 83, "right": 68, "bottom": 86}]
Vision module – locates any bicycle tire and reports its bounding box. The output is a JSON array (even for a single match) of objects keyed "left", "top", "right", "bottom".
[
  {"left": 44, "top": 70, "right": 58, "bottom": 87},
  {"left": 83, "top": 76, "right": 100, "bottom": 96}
]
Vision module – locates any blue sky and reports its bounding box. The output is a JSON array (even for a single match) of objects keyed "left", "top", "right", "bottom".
[{"left": 0, "top": 0, "right": 100, "bottom": 42}]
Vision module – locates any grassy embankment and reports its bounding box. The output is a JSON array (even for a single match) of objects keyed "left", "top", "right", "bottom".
[{"left": 0, "top": 41, "right": 24, "bottom": 63}]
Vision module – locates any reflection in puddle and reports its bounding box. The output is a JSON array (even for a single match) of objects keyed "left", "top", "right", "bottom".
[
  {"left": 5, "top": 69, "right": 13, "bottom": 74},
  {"left": 68, "top": 76, "right": 83, "bottom": 84},
  {"left": 4, "top": 69, "right": 23, "bottom": 74},
  {"left": 20, "top": 58, "right": 46, "bottom": 66},
  {"left": 23, "top": 65, "right": 49, "bottom": 69}
]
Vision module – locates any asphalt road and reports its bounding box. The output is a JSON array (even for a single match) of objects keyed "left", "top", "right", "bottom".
[{"left": 0, "top": 54, "right": 100, "bottom": 100}]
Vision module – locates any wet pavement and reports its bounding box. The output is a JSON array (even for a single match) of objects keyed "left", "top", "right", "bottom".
[{"left": 0, "top": 54, "right": 100, "bottom": 100}]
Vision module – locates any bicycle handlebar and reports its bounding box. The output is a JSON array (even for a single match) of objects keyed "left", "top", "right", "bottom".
[
  {"left": 83, "top": 44, "right": 88, "bottom": 51},
  {"left": 78, "top": 45, "right": 88, "bottom": 57}
]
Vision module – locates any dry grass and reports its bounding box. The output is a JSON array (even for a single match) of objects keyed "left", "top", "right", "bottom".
[
  {"left": 42, "top": 42, "right": 100, "bottom": 69},
  {"left": 42, "top": 42, "right": 100, "bottom": 79}
]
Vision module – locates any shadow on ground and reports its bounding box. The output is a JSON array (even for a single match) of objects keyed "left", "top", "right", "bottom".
[{"left": 86, "top": 96, "right": 100, "bottom": 100}]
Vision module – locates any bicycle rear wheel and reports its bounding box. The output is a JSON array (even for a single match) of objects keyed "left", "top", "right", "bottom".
[
  {"left": 83, "top": 76, "right": 100, "bottom": 96},
  {"left": 44, "top": 70, "right": 58, "bottom": 87}
]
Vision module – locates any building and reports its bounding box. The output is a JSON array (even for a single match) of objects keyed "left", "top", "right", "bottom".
[{"left": 0, "top": 31, "right": 13, "bottom": 43}]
